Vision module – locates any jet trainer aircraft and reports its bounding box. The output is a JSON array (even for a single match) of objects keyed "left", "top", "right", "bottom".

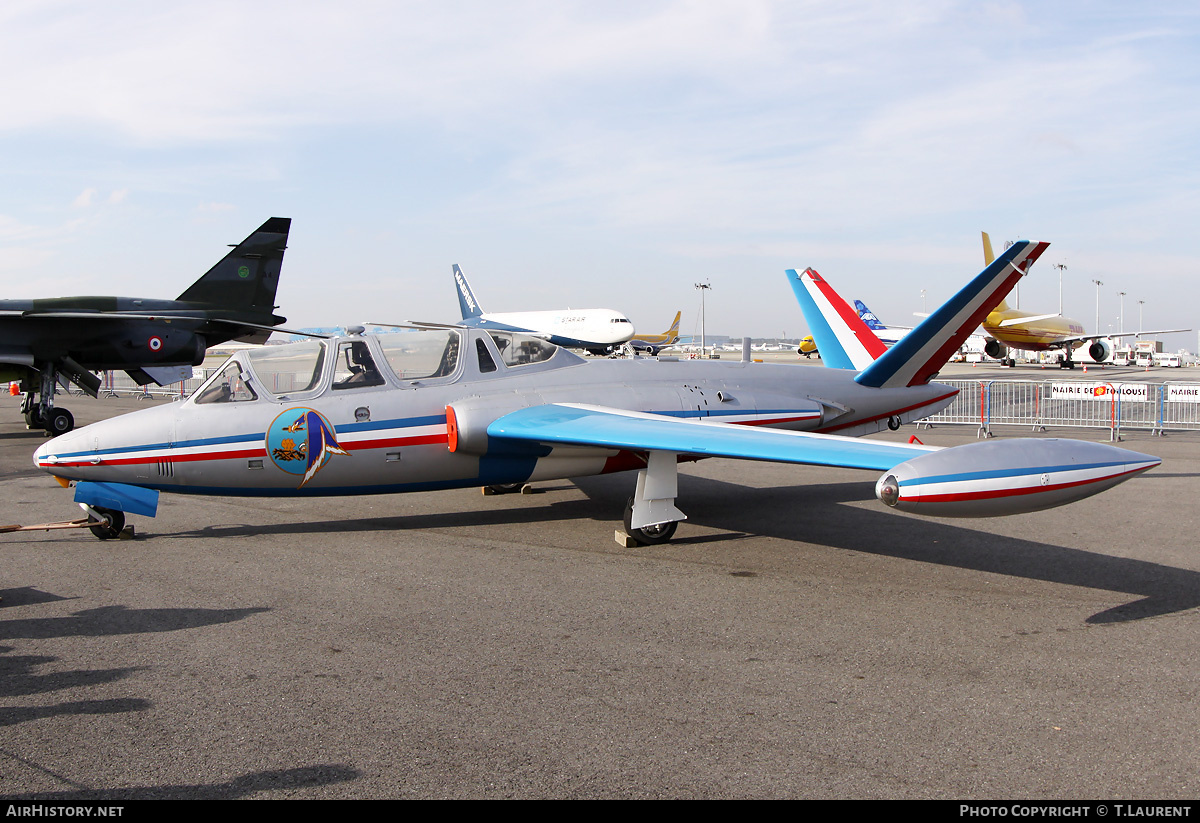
[
  {"left": 978, "top": 232, "right": 1187, "bottom": 368},
  {"left": 34, "top": 240, "right": 1158, "bottom": 546},
  {"left": 1, "top": 218, "right": 292, "bottom": 435},
  {"left": 452, "top": 264, "right": 636, "bottom": 355}
]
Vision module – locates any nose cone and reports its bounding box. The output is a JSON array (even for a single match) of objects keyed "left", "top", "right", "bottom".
[
  {"left": 33, "top": 403, "right": 177, "bottom": 482},
  {"left": 35, "top": 431, "right": 73, "bottom": 470}
]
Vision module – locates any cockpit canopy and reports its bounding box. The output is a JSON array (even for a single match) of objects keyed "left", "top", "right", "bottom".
[{"left": 192, "top": 328, "right": 571, "bottom": 405}]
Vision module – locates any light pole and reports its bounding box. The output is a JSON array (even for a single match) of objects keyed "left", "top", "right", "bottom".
[
  {"left": 695, "top": 281, "right": 712, "bottom": 357},
  {"left": 1138, "top": 300, "right": 1145, "bottom": 335},
  {"left": 1118, "top": 291, "right": 1126, "bottom": 334},
  {"left": 1053, "top": 263, "right": 1067, "bottom": 315},
  {"left": 1091, "top": 279, "right": 1103, "bottom": 333}
]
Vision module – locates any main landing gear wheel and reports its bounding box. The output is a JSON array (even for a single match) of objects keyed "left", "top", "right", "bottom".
[
  {"left": 623, "top": 498, "right": 679, "bottom": 546},
  {"left": 24, "top": 407, "right": 43, "bottom": 429},
  {"left": 88, "top": 507, "right": 125, "bottom": 540},
  {"left": 482, "top": 483, "right": 524, "bottom": 495},
  {"left": 46, "top": 408, "right": 74, "bottom": 435}
]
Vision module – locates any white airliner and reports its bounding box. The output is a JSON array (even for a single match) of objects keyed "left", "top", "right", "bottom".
[{"left": 452, "top": 265, "right": 635, "bottom": 355}]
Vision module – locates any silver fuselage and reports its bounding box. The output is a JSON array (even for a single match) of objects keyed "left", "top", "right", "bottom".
[{"left": 34, "top": 329, "right": 957, "bottom": 497}]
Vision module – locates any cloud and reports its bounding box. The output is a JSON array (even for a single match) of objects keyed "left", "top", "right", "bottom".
[
  {"left": 71, "top": 188, "right": 97, "bottom": 208},
  {"left": 0, "top": 2, "right": 1197, "bottom": 334}
]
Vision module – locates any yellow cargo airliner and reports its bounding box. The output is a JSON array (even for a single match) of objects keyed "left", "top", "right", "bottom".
[{"left": 980, "top": 233, "right": 1186, "bottom": 369}]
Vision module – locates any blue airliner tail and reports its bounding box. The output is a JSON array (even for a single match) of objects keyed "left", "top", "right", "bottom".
[
  {"left": 854, "top": 300, "right": 888, "bottom": 331},
  {"left": 452, "top": 264, "right": 484, "bottom": 320}
]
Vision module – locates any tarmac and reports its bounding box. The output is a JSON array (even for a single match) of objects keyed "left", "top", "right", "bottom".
[{"left": 1, "top": 367, "right": 1199, "bottom": 799}]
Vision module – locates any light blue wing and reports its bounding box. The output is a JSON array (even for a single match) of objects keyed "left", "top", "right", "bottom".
[{"left": 486, "top": 403, "right": 936, "bottom": 472}]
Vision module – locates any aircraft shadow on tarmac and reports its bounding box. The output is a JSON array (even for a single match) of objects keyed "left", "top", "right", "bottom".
[
  {"left": 143, "top": 470, "right": 1200, "bottom": 625},
  {"left": 0, "top": 604, "right": 359, "bottom": 799},
  {"left": 0, "top": 604, "right": 270, "bottom": 723},
  {"left": 0, "top": 696, "right": 151, "bottom": 728},
  {"left": 590, "top": 471, "right": 1200, "bottom": 626},
  {"left": 3, "top": 764, "right": 361, "bottom": 800},
  {"left": 0, "top": 604, "right": 269, "bottom": 642},
  {"left": 0, "top": 650, "right": 140, "bottom": 701}
]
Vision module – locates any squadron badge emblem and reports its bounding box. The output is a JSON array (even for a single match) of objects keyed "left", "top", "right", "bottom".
[{"left": 266, "top": 408, "right": 349, "bottom": 487}]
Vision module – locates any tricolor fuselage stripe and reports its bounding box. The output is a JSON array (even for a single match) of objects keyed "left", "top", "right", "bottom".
[
  {"left": 900, "top": 464, "right": 1155, "bottom": 503},
  {"left": 815, "top": 389, "right": 959, "bottom": 433},
  {"left": 899, "top": 459, "right": 1144, "bottom": 486},
  {"left": 34, "top": 407, "right": 824, "bottom": 470}
]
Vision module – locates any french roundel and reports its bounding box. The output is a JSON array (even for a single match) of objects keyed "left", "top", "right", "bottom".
[{"left": 148, "top": 336, "right": 163, "bottom": 352}]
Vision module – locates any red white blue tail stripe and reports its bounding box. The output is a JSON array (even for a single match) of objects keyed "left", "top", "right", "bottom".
[
  {"left": 856, "top": 240, "right": 1050, "bottom": 389},
  {"left": 787, "top": 268, "right": 887, "bottom": 370}
]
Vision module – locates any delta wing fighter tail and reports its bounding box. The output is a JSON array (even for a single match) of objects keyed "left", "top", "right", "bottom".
[{"left": 176, "top": 217, "right": 290, "bottom": 314}]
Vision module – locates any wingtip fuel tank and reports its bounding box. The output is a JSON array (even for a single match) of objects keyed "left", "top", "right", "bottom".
[{"left": 875, "top": 438, "right": 1160, "bottom": 517}]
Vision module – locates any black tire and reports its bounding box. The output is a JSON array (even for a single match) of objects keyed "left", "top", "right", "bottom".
[
  {"left": 24, "top": 407, "right": 43, "bottom": 429},
  {"left": 46, "top": 408, "right": 74, "bottom": 435},
  {"left": 623, "top": 498, "right": 679, "bottom": 546},
  {"left": 88, "top": 507, "right": 126, "bottom": 540}
]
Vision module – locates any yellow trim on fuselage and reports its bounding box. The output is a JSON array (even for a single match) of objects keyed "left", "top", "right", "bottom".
[{"left": 628, "top": 311, "right": 682, "bottom": 347}]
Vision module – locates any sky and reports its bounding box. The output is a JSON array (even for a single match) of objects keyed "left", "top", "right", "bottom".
[{"left": 2, "top": 1, "right": 1198, "bottom": 347}]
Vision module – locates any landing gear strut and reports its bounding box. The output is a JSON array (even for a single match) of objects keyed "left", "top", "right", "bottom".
[
  {"left": 620, "top": 450, "right": 686, "bottom": 546},
  {"left": 20, "top": 362, "right": 81, "bottom": 436}
]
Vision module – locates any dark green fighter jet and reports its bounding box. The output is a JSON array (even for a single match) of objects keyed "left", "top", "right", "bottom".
[{"left": 0, "top": 217, "right": 291, "bottom": 435}]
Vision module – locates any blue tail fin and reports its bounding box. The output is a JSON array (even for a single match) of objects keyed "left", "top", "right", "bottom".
[{"left": 452, "top": 264, "right": 484, "bottom": 319}]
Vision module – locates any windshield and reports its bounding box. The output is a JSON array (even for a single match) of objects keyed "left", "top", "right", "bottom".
[
  {"left": 377, "top": 330, "right": 462, "bottom": 380},
  {"left": 487, "top": 332, "right": 557, "bottom": 367},
  {"left": 194, "top": 360, "right": 258, "bottom": 404},
  {"left": 245, "top": 340, "right": 327, "bottom": 397}
]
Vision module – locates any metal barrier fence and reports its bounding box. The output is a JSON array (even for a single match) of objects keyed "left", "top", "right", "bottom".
[
  {"left": 917, "top": 380, "right": 1200, "bottom": 439},
  {"left": 84, "top": 371, "right": 210, "bottom": 401}
]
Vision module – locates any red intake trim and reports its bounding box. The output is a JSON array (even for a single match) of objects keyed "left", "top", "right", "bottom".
[{"left": 446, "top": 405, "right": 459, "bottom": 452}]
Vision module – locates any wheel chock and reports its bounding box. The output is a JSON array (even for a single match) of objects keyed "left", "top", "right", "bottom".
[{"left": 614, "top": 530, "right": 638, "bottom": 548}]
